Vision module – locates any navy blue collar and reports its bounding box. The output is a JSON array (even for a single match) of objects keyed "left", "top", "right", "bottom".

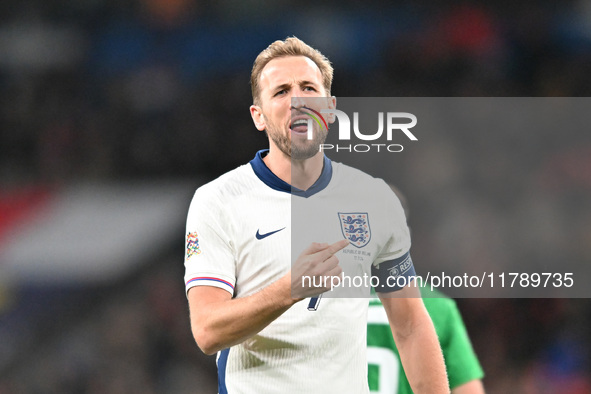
[{"left": 249, "top": 150, "right": 332, "bottom": 198}]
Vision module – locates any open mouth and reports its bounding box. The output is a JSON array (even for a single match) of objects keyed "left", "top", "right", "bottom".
[
  {"left": 290, "top": 106, "right": 328, "bottom": 136},
  {"left": 290, "top": 117, "right": 310, "bottom": 134}
]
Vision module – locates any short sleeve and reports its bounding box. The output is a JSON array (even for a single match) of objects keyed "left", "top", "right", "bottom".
[
  {"left": 184, "top": 187, "right": 236, "bottom": 296},
  {"left": 373, "top": 180, "right": 411, "bottom": 265}
]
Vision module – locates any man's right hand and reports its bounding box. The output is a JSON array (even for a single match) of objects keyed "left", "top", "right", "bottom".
[
  {"left": 189, "top": 239, "right": 348, "bottom": 354},
  {"left": 290, "top": 239, "right": 349, "bottom": 300}
]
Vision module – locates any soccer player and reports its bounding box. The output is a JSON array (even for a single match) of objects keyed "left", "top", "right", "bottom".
[
  {"left": 184, "top": 37, "right": 448, "bottom": 393},
  {"left": 367, "top": 186, "right": 485, "bottom": 394}
]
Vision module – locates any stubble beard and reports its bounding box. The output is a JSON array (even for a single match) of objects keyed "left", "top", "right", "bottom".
[{"left": 265, "top": 118, "right": 328, "bottom": 161}]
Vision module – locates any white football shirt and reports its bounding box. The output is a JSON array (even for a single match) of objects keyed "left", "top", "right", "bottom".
[{"left": 185, "top": 150, "right": 412, "bottom": 394}]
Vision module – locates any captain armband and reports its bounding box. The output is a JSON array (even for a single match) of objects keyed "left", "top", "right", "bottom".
[{"left": 371, "top": 252, "right": 416, "bottom": 292}]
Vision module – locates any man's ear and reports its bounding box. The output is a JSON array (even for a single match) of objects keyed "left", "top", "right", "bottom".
[
  {"left": 326, "top": 96, "right": 337, "bottom": 123},
  {"left": 250, "top": 105, "right": 266, "bottom": 131}
]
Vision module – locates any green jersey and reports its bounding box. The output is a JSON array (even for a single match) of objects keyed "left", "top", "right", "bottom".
[{"left": 367, "top": 287, "right": 484, "bottom": 393}]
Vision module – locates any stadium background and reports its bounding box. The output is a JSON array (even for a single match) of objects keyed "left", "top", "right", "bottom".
[{"left": 0, "top": 0, "right": 590, "bottom": 392}]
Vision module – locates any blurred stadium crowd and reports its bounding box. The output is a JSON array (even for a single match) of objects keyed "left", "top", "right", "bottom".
[{"left": 1, "top": 0, "right": 591, "bottom": 393}]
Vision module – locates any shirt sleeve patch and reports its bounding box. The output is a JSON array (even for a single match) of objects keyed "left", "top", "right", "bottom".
[{"left": 186, "top": 231, "right": 201, "bottom": 258}]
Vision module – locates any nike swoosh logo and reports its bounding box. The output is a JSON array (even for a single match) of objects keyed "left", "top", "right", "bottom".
[{"left": 256, "top": 227, "right": 286, "bottom": 240}]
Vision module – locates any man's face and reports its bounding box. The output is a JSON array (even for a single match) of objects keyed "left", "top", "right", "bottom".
[{"left": 251, "top": 56, "right": 335, "bottom": 160}]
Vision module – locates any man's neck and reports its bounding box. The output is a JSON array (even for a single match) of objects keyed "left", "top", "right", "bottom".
[{"left": 263, "top": 149, "right": 324, "bottom": 191}]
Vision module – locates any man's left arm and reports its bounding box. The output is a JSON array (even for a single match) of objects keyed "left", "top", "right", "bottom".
[{"left": 379, "top": 285, "right": 449, "bottom": 394}]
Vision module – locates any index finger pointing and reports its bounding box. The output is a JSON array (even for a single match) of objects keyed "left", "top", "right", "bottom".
[
  {"left": 302, "top": 242, "right": 330, "bottom": 256},
  {"left": 328, "top": 239, "right": 349, "bottom": 253},
  {"left": 326, "top": 239, "right": 349, "bottom": 255}
]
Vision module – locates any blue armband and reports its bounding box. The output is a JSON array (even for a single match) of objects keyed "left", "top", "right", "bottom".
[{"left": 371, "top": 252, "right": 416, "bottom": 292}]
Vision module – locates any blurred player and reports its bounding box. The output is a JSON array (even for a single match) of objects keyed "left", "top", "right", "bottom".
[
  {"left": 184, "top": 37, "right": 448, "bottom": 393},
  {"left": 368, "top": 288, "right": 485, "bottom": 394},
  {"left": 367, "top": 186, "right": 484, "bottom": 394}
]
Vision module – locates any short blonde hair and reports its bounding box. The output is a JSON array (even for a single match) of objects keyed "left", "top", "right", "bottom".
[{"left": 250, "top": 37, "right": 334, "bottom": 106}]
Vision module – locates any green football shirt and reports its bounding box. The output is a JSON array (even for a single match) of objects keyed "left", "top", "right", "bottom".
[{"left": 367, "top": 287, "right": 484, "bottom": 393}]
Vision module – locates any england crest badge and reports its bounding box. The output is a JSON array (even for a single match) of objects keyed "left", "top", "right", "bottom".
[{"left": 338, "top": 212, "right": 371, "bottom": 248}]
